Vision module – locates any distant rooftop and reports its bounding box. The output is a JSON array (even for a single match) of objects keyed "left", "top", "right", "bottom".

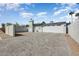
[{"left": 34, "top": 21, "right": 66, "bottom": 26}]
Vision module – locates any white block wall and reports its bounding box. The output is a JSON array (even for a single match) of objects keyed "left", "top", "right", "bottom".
[
  {"left": 43, "top": 25, "right": 65, "bottom": 33},
  {"left": 34, "top": 25, "right": 66, "bottom": 33},
  {"left": 68, "top": 21, "right": 79, "bottom": 43},
  {"left": 34, "top": 26, "right": 43, "bottom": 32},
  {"left": 15, "top": 26, "right": 28, "bottom": 32},
  {"left": 5, "top": 25, "right": 15, "bottom": 36}
]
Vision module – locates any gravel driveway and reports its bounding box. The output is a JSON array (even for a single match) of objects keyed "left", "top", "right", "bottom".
[{"left": 0, "top": 32, "right": 71, "bottom": 56}]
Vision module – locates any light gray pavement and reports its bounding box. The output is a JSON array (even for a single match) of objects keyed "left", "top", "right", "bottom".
[{"left": 0, "top": 32, "right": 71, "bottom": 56}]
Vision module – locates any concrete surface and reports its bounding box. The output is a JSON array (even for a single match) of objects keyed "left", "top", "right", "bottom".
[
  {"left": 65, "top": 34, "right": 79, "bottom": 56},
  {"left": 0, "top": 32, "right": 71, "bottom": 56},
  {"left": 0, "top": 30, "right": 12, "bottom": 40}
]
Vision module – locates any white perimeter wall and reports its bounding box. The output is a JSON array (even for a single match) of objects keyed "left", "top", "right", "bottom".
[
  {"left": 5, "top": 25, "right": 15, "bottom": 36},
  {"left": 15, "top": 26, "right": 28, "bottom": 32},
  {"left": 34, "top": 26, "right": 43, "bottom": 32},
  {"left": 34, "top": 25, "right": 66, "bottom": 33},
  {"left": 68, "top": 21, "right": 79, "bottom": 43}
]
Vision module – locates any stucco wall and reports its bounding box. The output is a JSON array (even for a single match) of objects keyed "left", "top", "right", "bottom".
[
  {"left": 34, "top": 25, "right": 66, "bottom": 33},
  {"left": 68, "top": 21, "right": 79, "bottom": 43},
  {"left": 5, "top": 25, "right": 15, "bottom": 36},
  {"left": 15, "top": 26, "right": 28, "bottom": 32},
  {"left": 34, "top": 26, "right": 43, "bottom": 32},
  {"left": 28, "top": 20, "right": 34, "bottom": 32}
]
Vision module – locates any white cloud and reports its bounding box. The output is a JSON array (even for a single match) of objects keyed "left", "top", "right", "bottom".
[
  {"left": 26, "top": 3, "right": 32, "bottom": 5},
  {"left": 20, "top": 12, "right": 34, "bottom": 19},
  {"left": 53, "top": 3, "right": 78, "bottom": 17},
  {"left": 19, "top": 7, "right": 25, "bottom": 11},
  {"left": 61, "top": 3, "right": 78, "bottom": 11},
  {"left": 65, "top": 6, "right": 72, "bottom": 11},
  {"left": 0, "top": 4, "right": 6, "bottom": 11},
  {"left": 53, "top": 9, "right": 68, "bottom": 16},
  {"left": 57, "top": 3, "right": 78, "bottom": 11},
  {"left": 0, "top": 3, "right": 35, "bottom": 12},
  {"left": 53, "top": 7, "right": 58, "bottom": 11},
  {"left": 67, "top": 3, "right": 77, "bottom": 7},
  {"left": 26, "top": 3, "right": 35, "bottom": 8},
  {"left": 5, "top": 3, "right": 20, "bottom": 11},
  {"left": 0, "top": 3, "right": 21, "bottom": 11},
  {"left": 59, "top": 3, "right": 77, "bottom": 8},
  {"left": 0, "top": 4, "right": 5, "bottom": 7},
  {"left": 37, "top": 12, "right": 47, "bottom": 16},
  {"left": 60, "top": 15, "right": 69, "bottom": 19},
  {"left": 75, "top": 9, "right": 79, "bottom": 13},
  {"left": 57, "top": 14, "right": 71, "bottom": 22}
]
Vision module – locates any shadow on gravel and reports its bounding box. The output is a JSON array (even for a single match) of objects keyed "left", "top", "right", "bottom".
[{"left": 15, "top": 34, "right": 24, "bottom": 37}]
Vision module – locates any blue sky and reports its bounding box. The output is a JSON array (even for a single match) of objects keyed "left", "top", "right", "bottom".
[{"left": 0, "top": 3, "right": 79, "bottom": 26}]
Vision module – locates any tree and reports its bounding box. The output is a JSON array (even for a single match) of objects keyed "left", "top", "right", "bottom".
[
  {"left": 41, "top": 21, "right": 46, "bottom": 27},
  {"left": 1, "top": 23, "right": 5, "bottom": 32},
  {"left": 6, "top": 23, "right": 12, "bottom": 26},
  {"left": 15, "top": 22, "right": 19, "bottom": 26},
  {"left": 75, "top": 13, "right": 79, "bottom": 18},
  {"left": 69, "top": 12, "right": 74, "bottom": 23},
  {"left": 1, "top": 23, "right": 5, "bottom": 28},
  {"left": 69, "top": 12, "right": 74, "bottom": 16},
  {"left": 30, "top": 18, "right": 32, "bottom": 21}
]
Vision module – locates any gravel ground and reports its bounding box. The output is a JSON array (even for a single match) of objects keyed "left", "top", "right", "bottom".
[
  {"left": 0, "top": 32, "right": 71, "bottom": 56},
  {"left": 65, "top": 34, "right": 79, "bottom": 56}
]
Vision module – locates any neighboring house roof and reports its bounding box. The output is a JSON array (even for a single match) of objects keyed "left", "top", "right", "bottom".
[
  {"left": 34, "top": 23, "right": 42, "bottom": 26},
  {"left": 15, "top": 25, "right": 29, "bottom": 27},
  {"left": 34, "top": 22, "right": 66, "bottom": 26}
]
